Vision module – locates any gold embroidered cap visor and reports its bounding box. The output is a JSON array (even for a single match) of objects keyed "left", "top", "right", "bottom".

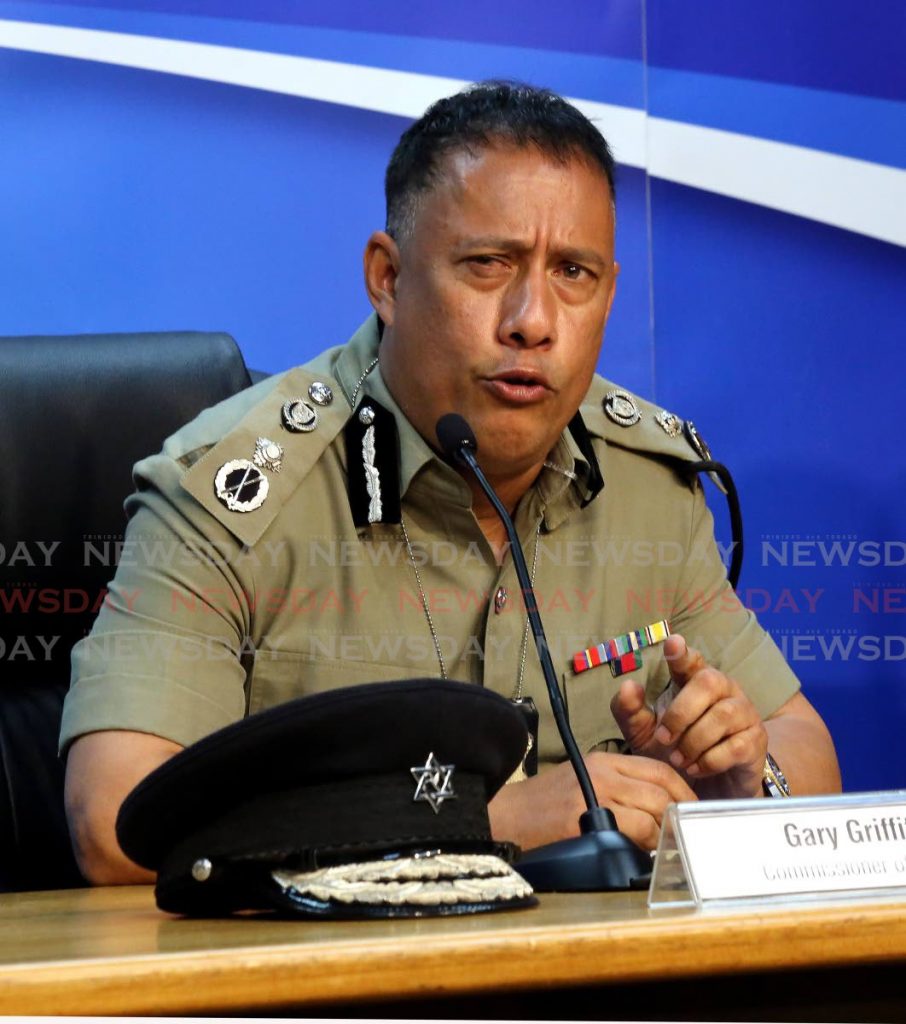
[{"left": 115, "top": 678, "right": 536, "bottom": 919}]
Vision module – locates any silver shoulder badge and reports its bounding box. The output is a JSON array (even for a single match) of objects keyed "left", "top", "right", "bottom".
[
  {"left": 281, "top": 397, "right": 318, "bottom": 433},
  {"left": 307, "top": 381, "right": 334, "bottom": 406},
  {"left": 214, "top": 459, "right": 269, "bottom": 513},
  {"left": 654, "top": 408, "right": 683, "bottom": 438},
  {"left": 683, "top": 419, "right": 713, "bottom": 461},
  {"left": 603, "top": 389, "right": 641, "bottom": 427},
  {"left": 253, "top": 436, "right": 284, "bottom": 473}
]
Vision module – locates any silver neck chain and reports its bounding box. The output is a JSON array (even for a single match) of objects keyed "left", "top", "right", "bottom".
[
  {"left": 513, "top": 524, "right": 541, "bottom": 701},
  {"left": 400, "top": 513, "right": 448, "bottom": 680},
  {"left": 350, "top": 357, "right": 379, "bottom": 407},
  {"left": 400, "top": 511, "right": 541, "bottom": 700}
]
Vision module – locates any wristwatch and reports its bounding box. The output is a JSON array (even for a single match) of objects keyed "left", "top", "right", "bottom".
[{"left": 762, "top": 752, "right": 792, "bottom": 798}]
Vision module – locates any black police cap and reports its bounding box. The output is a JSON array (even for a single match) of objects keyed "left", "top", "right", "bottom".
[{"left": 116, "top": 678, "right": 536, "bottom": 918}]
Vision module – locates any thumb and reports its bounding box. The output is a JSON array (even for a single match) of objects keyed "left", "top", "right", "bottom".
[{"left": 610, "top": 678, "right": 658, "bottom": 752}]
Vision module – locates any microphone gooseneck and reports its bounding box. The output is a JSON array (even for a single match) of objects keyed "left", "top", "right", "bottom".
[
  {"left": 436, "top": 413, "right": 600, "bottom": 814},
  {"left": 434, "top": 413, "right": 653, "bottom": 891}
]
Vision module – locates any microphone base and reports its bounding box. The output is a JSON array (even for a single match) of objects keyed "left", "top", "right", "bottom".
[{"left": 515, "top": 815, "right": 652, "bottom": 892}]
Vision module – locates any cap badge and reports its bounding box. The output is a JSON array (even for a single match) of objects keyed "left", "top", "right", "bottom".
[
  {"left": 253, "top": 436, "right": 284, "bottom": 473},
  {"left": 214, "top": 459, "right": 269, "bottom": 513},
  {"left": 572, "top": 619, "right": 671, "bottom": 678},
  {"left": 411, "top": 752, "right": 456, "bottom": 814},
  {"left": 604, "top": 389, "right": 641, "bottom": 427},
  {"left": 655, "top": 409, "right": 683, "bottom": 438},
  {"left": 281, "top": 398, "right": 318, "bottom": 433},
  {"left": 308, "top": 381, "right": 333, "bottom": 406}
]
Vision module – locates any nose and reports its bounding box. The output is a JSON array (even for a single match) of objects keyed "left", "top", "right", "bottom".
[{"left": 498, "top": 266, "right": 555, "bottom": 348}]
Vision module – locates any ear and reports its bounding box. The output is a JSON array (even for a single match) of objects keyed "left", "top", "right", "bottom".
[
  {"left": 603, "top": 260, "right": 620, "bottom": 324},
  {"left": 363, "top": 231, "right": 401, "bottom": 327}
]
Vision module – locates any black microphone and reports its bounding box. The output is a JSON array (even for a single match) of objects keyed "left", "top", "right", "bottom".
[
  {"left": 436, "top": 413, "right": 651, "bottom": 891},
  {"left": 435, "top": 413, "right": 478, "bottom": 459}
]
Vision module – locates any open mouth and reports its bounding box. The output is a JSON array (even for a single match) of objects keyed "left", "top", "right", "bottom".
[{"left": 483, "top": 371, "right": 551, "bottom": 405}]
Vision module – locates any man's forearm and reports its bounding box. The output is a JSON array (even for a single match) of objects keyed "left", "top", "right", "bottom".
[{"left": 764, "top": 696, "right": 841, "bottom": 797}]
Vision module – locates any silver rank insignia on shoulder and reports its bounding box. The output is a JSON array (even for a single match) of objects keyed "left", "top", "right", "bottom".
[
  {"left": 281, "top": 397, "right": 318, "bottom": 433},
  {"left": 604, "top": 389, "right": 641, "bottom": 427},
  {"left": 253, "top": 436, "right": 284, "bottom": 473},
  {"left": 214, "top": 459, "right": 269, "bottom": 513},
  {"left": 682, "top": 419, "right": 726, "bottom": 492},
  {"left": 683, "top": 419, "right": 713, "bottom": 461},
  {"left": 307, "top": 381, "right": 333, "bottom": 406},
  {"left": 655, "top": 409, "right": 683, "bottom": 437},
  {"left": 411, "top": 752, "right": 456, "bottom": 814}
]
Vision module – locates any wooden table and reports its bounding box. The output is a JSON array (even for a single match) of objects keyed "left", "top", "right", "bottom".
[{"left": 2, "top": 885, "right": 906, "bottom": 1019}]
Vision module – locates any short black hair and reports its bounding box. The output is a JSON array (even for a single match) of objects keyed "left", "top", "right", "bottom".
[{"left": 385, "top": 80, "right": 616, "bottom": 242}]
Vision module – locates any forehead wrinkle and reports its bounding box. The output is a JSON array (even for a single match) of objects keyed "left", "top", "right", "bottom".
[{"left": 405, "top": 145, "right": 615, "bottom": 259}]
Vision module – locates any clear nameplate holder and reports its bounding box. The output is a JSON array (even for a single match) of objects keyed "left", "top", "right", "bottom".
[{"left": 649, "top": 790, "right": 906, "bottom": 909}]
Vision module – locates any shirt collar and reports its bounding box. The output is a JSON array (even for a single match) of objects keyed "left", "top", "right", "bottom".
[{"left": 334, "top": 315, "right": 596, "bottom": 529}]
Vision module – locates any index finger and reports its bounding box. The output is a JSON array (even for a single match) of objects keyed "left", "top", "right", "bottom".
[{"left": 654, "top": 665, "right": 734, "bottom": 747}]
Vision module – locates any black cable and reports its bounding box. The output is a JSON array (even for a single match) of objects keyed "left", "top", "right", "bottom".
[{"left": 685, "top": 459, "right": 744, "bottom": 591}]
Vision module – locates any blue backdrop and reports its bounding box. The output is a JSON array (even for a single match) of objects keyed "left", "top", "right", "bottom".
[{"left": 1, "top": 0, "right": 904, "bottom": 789}]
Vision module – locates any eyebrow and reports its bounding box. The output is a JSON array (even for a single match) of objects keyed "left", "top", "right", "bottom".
[{"left": 454, "top": 236, "right": 610, "bottom": 269}]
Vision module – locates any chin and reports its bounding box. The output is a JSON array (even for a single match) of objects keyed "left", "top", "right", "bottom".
[
  {"left": 476, "top": 441, "right": 550, "bottom": 482},
  {"left": 469, "top": 412, "right": 563, "bottom": 477}
]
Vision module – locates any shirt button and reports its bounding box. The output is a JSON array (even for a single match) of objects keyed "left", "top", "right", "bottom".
[{"left": 494, "top": 587, "right": 508, "bottom": 614}]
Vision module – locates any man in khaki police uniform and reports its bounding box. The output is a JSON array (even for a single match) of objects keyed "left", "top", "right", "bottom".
[{"left": 63, "top": 82, "right": 840, "bottom": 884}]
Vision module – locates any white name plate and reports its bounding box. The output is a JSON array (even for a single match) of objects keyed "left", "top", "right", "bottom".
[{"left": 649, "top": 790, "right": 906, "bottom": 908}]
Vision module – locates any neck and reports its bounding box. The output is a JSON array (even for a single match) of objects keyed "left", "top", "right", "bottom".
[{"left": 464, "top": 464, "right": 540, "bottom": 565}]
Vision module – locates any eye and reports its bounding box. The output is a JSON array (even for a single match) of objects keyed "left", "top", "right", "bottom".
[
  {"left": 561, "top": 262, "right": 591, "bottom": 281},
  {"left": 464, "top": 254, "right": 511, "bottom": 278}
]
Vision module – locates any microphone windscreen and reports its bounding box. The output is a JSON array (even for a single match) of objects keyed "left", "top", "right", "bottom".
[{"left": 435, "top": 413, "right": 478, "bottom": 459}]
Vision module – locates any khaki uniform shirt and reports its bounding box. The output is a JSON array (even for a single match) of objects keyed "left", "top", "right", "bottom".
[{"left": 61, "top": 317, "right": 799, "bottom": 764}]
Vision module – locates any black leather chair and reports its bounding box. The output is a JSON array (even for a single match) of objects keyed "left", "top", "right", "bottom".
[{"left": 0, "top": 331, "right": 253, "bottom": 892}]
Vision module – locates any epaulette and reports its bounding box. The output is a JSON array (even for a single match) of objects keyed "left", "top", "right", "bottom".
[
  {"left": 579, "top": 375, "right": 744, "bottom": 587},
  {"left": 180, "top": 366, "right": 350, "bottom": 548},
  {"left": 578, "top": 375, "right": 723, "bottom": 490}
]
